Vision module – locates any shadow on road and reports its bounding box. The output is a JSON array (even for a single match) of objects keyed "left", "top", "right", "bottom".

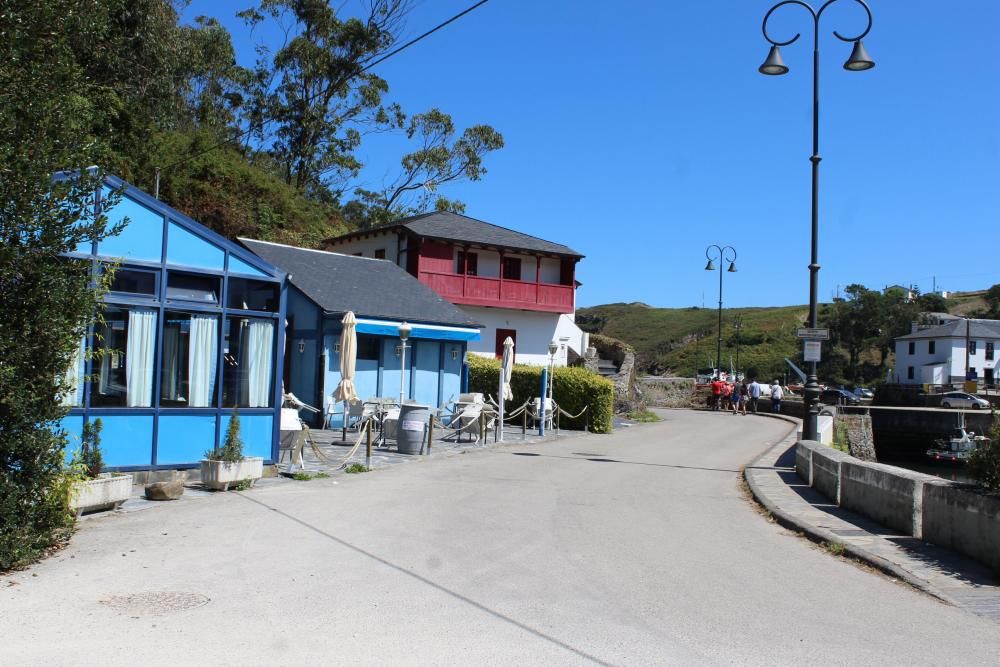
[{"left": 506, "top": 451, "right": 740, "bottom": 474}]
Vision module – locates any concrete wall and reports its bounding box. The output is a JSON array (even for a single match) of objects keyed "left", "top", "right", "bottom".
[
  {"left": 922, "top": 482, "right": 1000, "bottom": 574},
  {"left": 796, "top": 440, "right": 1000, "bottom": 574},
  {"left": 324, "top": 230, "right": 398, "bottom": 263},
  {"left": 839, "top": 460, "right": 920, "bottom": 536},
  {"left": 462, "top": 306, "right": 587, "bottom": 365}
]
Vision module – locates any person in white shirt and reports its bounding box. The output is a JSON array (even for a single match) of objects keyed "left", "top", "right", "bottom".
[
  {"left": 747, "top": 378, "right": 761, "bottom": 413},
  {"left": 770, "top": 381, "right": 784, "bottom": 413}
]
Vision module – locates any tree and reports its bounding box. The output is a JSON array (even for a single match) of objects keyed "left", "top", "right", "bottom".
[
  {"left": 0, "top": 1, "right": 118, "bottom": 570},
  {"left": 239, "top": 1, "right": 503, "bottom": 224},
  {"left": 984, "top": 284, "right": 1000, "bottom": 318},
  {"left": 347, "top": 109, "right": 504, "bottom": 227}
]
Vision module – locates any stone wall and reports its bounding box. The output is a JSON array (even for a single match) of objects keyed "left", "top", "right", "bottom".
[{"left": 796, "top": 439, "right": 1000, "bottom": 574}]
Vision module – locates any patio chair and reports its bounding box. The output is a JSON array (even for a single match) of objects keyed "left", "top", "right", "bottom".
[
  {"left": 527, "top": 397, "right": 555, "bottom": 431},
  {"left": 278, "top": 407, "right": 306, "bottom": 470},
  {"left": 443, "top": 402, "right": 496, "bottom": 444}
]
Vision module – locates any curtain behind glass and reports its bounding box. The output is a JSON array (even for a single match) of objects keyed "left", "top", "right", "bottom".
[
  {"left": 188, "top": 315, "right": 218, "bottom": 407},
  {"left": 60, "top": 337, "right": 86, "bottom": 407},
  {"left": 126, "top": 308, "right": 157, "bottom": 407},
  {"left": 247, "top": 319, "right": 273, "bottom": 407},
  {"left": 161, "top": 325, "right": 180, "bottom": 401}
]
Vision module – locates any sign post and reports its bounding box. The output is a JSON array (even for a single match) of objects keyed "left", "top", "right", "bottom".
[{"left": 796, "top": 328, "right": 830, "bottom": 340}]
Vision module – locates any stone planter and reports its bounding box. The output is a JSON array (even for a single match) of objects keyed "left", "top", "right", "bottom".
[
  {"left": 70, "top": 473, "right": 134, "bottom": 516},
  {"left": 200, "top": 457, "right": 264, "bottom": 491}
]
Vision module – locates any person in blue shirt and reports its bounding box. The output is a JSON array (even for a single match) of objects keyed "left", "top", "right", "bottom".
[{"left": 748, "top": 378, "right": 762, "bottom": 413}]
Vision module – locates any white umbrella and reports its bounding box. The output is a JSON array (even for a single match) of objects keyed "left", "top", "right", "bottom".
[
  {"left": 333, "top": 311, "right": 359, "bottom": 440},
  {"left": 498, "top": 336, "right": 514, "bottom": 442}
]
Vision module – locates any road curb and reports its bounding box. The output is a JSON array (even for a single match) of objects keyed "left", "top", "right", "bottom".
[{"left": 742, "top": 426, "right": 959, "bottom": 607}]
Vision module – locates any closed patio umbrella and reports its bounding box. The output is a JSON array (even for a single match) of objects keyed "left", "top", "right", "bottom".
[
  {"left": 333, "top": 311, "right": 359, "bottom": 440},
  {"left": 498, "top": 336, "right": 514, "bottom": 442}
]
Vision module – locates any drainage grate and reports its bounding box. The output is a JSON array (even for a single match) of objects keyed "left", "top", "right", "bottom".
[{"left": 100, "top": 591, "right": 210, "bottom": 616}]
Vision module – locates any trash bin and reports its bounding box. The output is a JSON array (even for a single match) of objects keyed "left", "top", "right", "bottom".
[{"left": 396, "top": 403, "right": 431, "bottom": 455}]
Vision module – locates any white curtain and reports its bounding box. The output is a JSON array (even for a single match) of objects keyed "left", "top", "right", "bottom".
[
  {"left": 60, "top": 337, "right": 86, "bottom": 407},
  {"left": 126, "top": 308, "right": 157, "bottom": 407},
  {"left": 247, "top": 319, "right": 274, "bottom": 407},
  {"left": 161, "top": 325, "right": 179, "bottom": 401},
  {"left": 188, "top": 315, "right": 218, "bottom": 407}
]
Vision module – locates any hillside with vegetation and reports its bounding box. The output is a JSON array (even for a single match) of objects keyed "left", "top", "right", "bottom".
[{"left": 578, "top": 284, "right": 1000, "bottom": 386}]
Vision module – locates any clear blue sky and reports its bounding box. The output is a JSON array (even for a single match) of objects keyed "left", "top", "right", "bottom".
[{"left": 182, "top": 1, "right": 1000, "bottom": 309}]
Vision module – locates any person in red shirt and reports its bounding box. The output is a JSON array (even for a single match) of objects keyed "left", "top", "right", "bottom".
[{"left": 710, "top": 378, "right": 724, "bottom": 411}]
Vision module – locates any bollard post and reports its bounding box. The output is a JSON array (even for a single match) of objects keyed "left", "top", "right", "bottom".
[
  {"left": 479, "top": 411, "right": 485, "bottom": 443},
  {"left": 366, "top": 419, "right": 373, "bottom": 471},
  {"left": 522, "top": 407, "right": 526, "bottom": 439},
  {"left": 539, "top": 368, "right": 547, "bottom": 436},
  {"left": 427, "top": 416, "right": 434, "bottom": 455}
]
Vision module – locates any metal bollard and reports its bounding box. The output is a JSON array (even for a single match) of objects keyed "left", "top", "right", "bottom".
[
  {"left": 426, "top": 417, "right": 434, "bottom": 455},
  {"left": 366, "top": 419, "right": 373, "bottom": 470}
]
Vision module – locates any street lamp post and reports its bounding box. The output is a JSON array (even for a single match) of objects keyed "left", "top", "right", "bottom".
[
  {"left": 704, "top": 245, "right": 737, "bottom": 380},
  {"left": 758, "top": 0, "right": 875, "bottom": 441},
  {"left": 734, "top": 314, "right": 744, "bottom": 381},
  {"left": 398, "top": 321, "right": 412, "bottom": 405}
]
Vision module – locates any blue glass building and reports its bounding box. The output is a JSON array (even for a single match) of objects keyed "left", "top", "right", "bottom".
[{"left": 61, "top": 176, "right": 287, "bottom": 470}]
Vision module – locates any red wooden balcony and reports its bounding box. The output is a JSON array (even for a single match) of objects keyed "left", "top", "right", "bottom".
[{"left": 418, "top": 271, "right": 575, "bottom": 313}]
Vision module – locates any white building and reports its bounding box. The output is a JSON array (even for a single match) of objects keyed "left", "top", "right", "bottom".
[
  {"left": 893, "top": 318, "right": 1000, "bottom": 386},
  {"left": 321, "top": 211, "right": 588, "bottom": 366}
]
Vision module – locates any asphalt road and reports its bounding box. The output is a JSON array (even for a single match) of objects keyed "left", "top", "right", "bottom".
[{"left": 4, "top": 410, "right": 999, "bottom": 665}]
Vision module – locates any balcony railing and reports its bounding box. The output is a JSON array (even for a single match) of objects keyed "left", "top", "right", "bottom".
[{"left": 418, "top": 271, "right": 574, "bottom": 313}]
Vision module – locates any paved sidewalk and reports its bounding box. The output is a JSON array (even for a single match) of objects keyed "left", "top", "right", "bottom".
[{"left": 744, "top": 419, "right": 1000, "bottom": 622}]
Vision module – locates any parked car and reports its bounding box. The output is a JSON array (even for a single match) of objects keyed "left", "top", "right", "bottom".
[
  {"left": 853, "top": 387, "right": 874, "bottom": 399},
  {"left": 819, "top": 388, "right": 861, "bottom": 406},
  {"left": 939, "top": 392, "right": 989, "bottom": 410}
]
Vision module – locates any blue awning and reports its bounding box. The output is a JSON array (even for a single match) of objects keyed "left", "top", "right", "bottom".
[{"left": 354, "top": 318, "right": 480, "bottom": 342}]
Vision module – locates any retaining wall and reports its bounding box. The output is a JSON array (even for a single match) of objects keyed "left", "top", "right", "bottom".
[{"left": 796, "top": 440, "right": 1000, "bottom": 574}]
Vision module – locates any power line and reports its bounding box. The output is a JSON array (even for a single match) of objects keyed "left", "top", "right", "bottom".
[{"left": 157, "top": 0, "right": 490, "bottom": 179}]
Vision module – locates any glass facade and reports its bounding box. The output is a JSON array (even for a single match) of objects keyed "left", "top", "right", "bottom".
[{"left": 65, "top": 177, "right": 285, "bottom": 470}]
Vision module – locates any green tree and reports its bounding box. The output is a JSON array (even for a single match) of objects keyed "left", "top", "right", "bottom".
[{"left": 0, "top": 1, "right": 119, "bottom": 570}]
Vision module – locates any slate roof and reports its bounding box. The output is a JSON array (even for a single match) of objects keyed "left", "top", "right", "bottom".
[
  {"left": 239, "top": 239, "right": 481, "bottom": 329},
  {"left": 896, "top": 318, "right": 1000, "bottom": 340},
  {"left": 326, "top": 211, "right": 583, "bottom": 258}
]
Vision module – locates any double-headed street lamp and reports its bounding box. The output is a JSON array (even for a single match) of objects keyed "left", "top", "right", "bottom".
[
  {"left": 758, "top": 0, "right": 875, "bottom": 441},
  {"left": 705, "top": 245, "right": 737, "bottom": 380}
]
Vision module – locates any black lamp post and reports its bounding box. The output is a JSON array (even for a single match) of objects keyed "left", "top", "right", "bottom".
[
  {"left": 734, "top": 314, "right": 744, "bottom": 380},
  {"left": 758, "top": 0, "right": 874, "bottom": 441},
  {"left": 705, "top": 245, "right": 737, "bottom": 379}
]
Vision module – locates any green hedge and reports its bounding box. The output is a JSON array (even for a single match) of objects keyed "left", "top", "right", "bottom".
[{"left": 467, "top": 355, "right": 614, "bottom": 434}]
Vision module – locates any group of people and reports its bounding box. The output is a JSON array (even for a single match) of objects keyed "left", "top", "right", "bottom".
[{"left": 708, "top": 377, "right": 784, "bottom": 414}]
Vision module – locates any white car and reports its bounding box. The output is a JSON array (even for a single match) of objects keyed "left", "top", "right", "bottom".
[{"left": 939, "top": 392, "right": 990, "bottom": 410}]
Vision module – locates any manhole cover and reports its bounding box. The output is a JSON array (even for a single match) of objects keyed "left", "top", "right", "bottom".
[{"left": 100, "top": 591, "right": 210, "bottom": 616}]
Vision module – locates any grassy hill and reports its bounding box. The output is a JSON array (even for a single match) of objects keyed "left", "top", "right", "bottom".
[{"left": 577, "top": 303, "right": 807, "bottom": 380}]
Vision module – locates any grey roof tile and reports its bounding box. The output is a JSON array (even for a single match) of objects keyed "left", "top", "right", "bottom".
[
  {"left": 896, "top": 318, "right": 1000, "bottom": 340},
  {"left": 239, "top": 238, "right": 481, "bottom": 329}
]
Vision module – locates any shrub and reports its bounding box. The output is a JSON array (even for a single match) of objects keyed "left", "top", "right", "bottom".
[
  {"left": 467, "top": 355, "right": 614, "bottom": 434},
  {"left": 969, "top": 413, "right": 1000, "bottom": 493},
  {"left": 206, "top": 411, "right": 244, "bottom": 463},
  {"left": 77, "top": 418, "right": 104, "bottom": 479}
]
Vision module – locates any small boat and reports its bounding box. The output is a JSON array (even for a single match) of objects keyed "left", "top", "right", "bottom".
[{"left": 926, "top": 427, "right": 989, "bottom": 463}]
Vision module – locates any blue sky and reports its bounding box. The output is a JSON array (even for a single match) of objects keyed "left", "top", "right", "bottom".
[{"left": 181, "top": 1, "right": 1000, "bottom": 309}]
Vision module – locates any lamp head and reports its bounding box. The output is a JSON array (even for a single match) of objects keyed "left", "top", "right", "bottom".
[
  {"left": 727, "top": 261, "right": 737, "bottom": 273},
  {"left": 398, "top": 321, "right": 412, "bottom": 341},
  {"left": 759, "top": 45, "right": 789, "bottom": 75},
  {"left": 548, "top": 341, "right": 559, "bottom": 356},
  {"left": 704, "top": 259, "right": 715, "bottom": 271},
  {"left": 843, "top": 40, "right": 875, "bottom": 71}
]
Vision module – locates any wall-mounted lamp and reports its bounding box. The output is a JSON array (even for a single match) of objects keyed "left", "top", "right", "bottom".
[
  {"left": 395, "top": 345, "right": 403, "bottom": 358},
  {"left": 297, "top": 339, "right": 305, "bottom": 353},
  {"left": 334, "top": 342, "right": 341, "bottom": 353},
  {"left": 451, "top": 348, "right": 460, "bottom": 360}
]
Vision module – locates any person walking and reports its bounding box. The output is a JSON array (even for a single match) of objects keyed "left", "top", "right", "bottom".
[
  {"left": 710, "top": 377, "right": 724, "bottom": 411},
  {"left": 721, "top": 381, "right": 732, "bottom": 414},
  {"left": 770, "top": 380, "right": 784, "bottom": 413},
  {"left": 739, "top": 380, "right": 749, "bottom": 415},
  {"left": 730, "top": 380, "right": 743, "bottom": 415},
  {"left": 748, "top": 378, "right": 761, "bottom": 414}
]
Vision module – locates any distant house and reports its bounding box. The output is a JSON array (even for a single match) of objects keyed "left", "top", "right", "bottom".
[
  {"left": 893, "top": 318, "right": 1000, "bottom": 386},
  {"left": 321, "top": 211, "right": 589, "bottom": 366},
  {"left": 241, "top": 239, "right": 480, "bottom": 423}
]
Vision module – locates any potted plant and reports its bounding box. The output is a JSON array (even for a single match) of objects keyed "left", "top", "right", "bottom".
[
  {"left": 69, "top": 419, "right": 134, "bottom": 516},
  {"left": 200, "top": 410, "right": 263, "bottom": 491}
]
